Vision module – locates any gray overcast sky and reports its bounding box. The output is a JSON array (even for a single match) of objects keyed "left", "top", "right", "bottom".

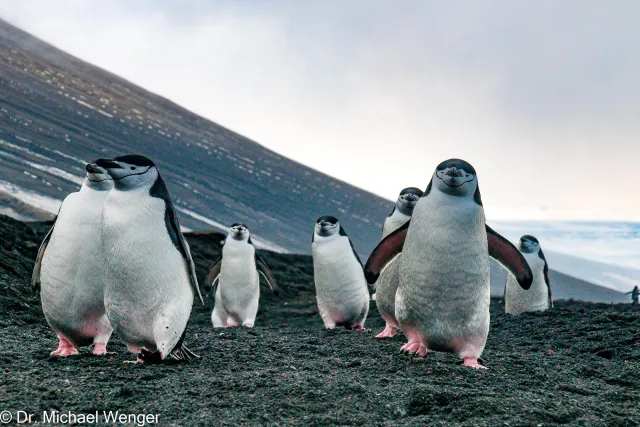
[{"left": 3, "top": 1, "right": 639, "bottom": 221}]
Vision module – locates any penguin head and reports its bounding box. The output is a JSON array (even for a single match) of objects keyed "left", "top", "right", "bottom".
[
  {"left": 95, "top": 155, "right": 158, "bottom": 190},
  {"left": 315, "top": 216, "right": 340, "bottom": 237},
  {"left": 519, "top": 235, "right": 540, "bottom": 253},
  {"left": 229, "top": 223, "right": 250, "bottom": 241},
  {"left": 432, "top": 158, "right": 478, "bottom": 198},
  {"left": 85, "top": 163, "right": 113, "bottom": 186},
  {"left": 396, "top": 187, "right": 423, "bottom": 214}
]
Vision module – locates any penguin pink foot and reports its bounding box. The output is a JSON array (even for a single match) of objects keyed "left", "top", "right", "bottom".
[
  {"left": 92, "top": 343, "right": 108, "bottom": 356},
  {"left": 242, "top": 322, "right": 254, "bottom": 328},
  {"left": 51, "top": 336, "right": 79, "bottom": 357},
  {"left": 463, "top": 358, "right": 487, "bottom": 369},
  {"left": 375, "top": 325, "right": 397, "bottom": 338},
  {"left": 351, "top": 324, "right": 365, "bottom": 331}
]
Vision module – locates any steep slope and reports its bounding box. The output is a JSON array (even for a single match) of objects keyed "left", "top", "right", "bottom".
[{"left": 0, "top": 18, "right": 391, "bottom": 255}]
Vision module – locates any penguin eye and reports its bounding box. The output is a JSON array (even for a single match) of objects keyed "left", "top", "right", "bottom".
[{"left": 130, "top": 166, "right": 136, "bottom": 170}]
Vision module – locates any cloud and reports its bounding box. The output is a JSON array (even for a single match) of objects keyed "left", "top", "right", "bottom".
[{"left": 3, "top": 0, "right": 640, "bottom": 220}]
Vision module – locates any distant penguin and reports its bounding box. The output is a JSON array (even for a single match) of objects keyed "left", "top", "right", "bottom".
[
  {"left": 95, "top": 155, "right": 203, "bottom": 363},
  {"left": 365, "top": 159, "right": 533, "bottom": 369},
  {"left": 375, "top": 187, "right": 423, "bottom": 338},
  {"left": 312, "top": 216, "right": 369, "bottom": 330},
  {"left": 504, "top": 235, "right": 552, "bottom": 315},
  {"left": 33, "top": 163, "right": 114, "bottom": 357},
  {"left": 204, "top": 223, "right": 279, "bottom": 328}
]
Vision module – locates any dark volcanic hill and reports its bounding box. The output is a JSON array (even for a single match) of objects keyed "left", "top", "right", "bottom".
[
  {"left": 0, "top": 20, "right": 629, "bottom": 303},
  {"left": 0, "top": 19, "right": 391, "bottom": 254}
]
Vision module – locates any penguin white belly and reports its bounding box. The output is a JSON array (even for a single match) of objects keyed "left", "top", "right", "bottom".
[
  {"left": 102, "top": 190, "right": 193, "bottom": 358},
  {"left": 382, "top": 212, "right": 410, "bottom": 240},
  {"left": 40, "top": 191, "right": 112, "bottom": 347},
  {"left": 396, "top": 195, "right": 490, "bottom": 358},
  {"left": 505, "top": 253, "right": 548, "bottom": 315},
  {"left": 312, "top": 237, "right": 369, "bottom": 327},
  {"left": 218, "top": 244, "right": 260, "bottom": 326},
  {"left": 374, "top": 253, "right": 401, "bottom": 326}
]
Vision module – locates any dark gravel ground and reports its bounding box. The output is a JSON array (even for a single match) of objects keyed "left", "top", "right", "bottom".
[{"left": 1, "top": 214, "right": 639, "bottom": 426}]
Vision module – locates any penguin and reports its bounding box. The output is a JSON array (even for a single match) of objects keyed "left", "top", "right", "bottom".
[
  {"left": 364, "top": 159, "right": 533, "bottom": 369},
  {"left": 33, "top": 163, "right": 114, "bottom": 357},
  {"left": 381, "top": 187, "right": 424, "bottom": 239},
  {"left": 375, "top": 187, "right": 423, "bottom": 338},
  {"left": 204, "top": 223, "right": 279, "bottom": 328},
  {"left": 312, "top": 216, "right": 369, "bottom": 330},
  {"left": 504, "top": 235, "right": 552, "bottom": 315},
  {"left": 95, "top": 155, "right": 203, "bottom": 363}
]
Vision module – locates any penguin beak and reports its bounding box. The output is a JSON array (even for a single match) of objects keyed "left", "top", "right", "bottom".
[
  {"left": 95, "top": 158, "right": 123, "bottom": 169},
  {"left": 445, "top": 167, "right": 462, "bottom": 177},
  {"left": 85, "top": 163, "right": 101, "bottom": 173}
]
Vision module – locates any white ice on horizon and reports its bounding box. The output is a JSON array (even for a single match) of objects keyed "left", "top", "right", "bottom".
[{"left": 491, "top": 221, "right": 640, "bottom": 293}]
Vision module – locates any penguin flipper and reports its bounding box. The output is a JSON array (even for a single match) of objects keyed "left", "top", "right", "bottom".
[
  {"left": 539, "top": 249, "right": 552, "bottom": 308},
  {"left": 151, "top": 178, "right": 204, "bottom": 305},
  {"left": 204, "top": 256, "right": 222, "bottom": 294},
  {"left": 32, "top": 222, "right": 55, "bottom": 292},
  {"left": 486, "top": 225, "right": 533, "bottom": 290},
  {"left": 364, "top": 220, "right": 409, "bottom": 285},
  {"left": 256, "top": 255, "right": 279, "bottom": 296}
]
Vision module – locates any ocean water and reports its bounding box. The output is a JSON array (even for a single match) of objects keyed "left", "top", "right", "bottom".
[
  {"left": 491, "top": 221, "right": 640, "bottom": 292},
  {"left": 491, "top": 221, "right": 640, "bottom": 270}
]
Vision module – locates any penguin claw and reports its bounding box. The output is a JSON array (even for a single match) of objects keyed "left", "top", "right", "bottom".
[{"left": 401, "top": 341, "right": 427, "bottom": 357}]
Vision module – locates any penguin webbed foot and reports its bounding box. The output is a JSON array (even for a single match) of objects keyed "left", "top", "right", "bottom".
[
  {"left": 50, "top": 336, "right": 80, "bottom": 357},
  {"left": 375, "top": 325, "right": 397, "bottom": 338},
  {"left": 462, "top": 357, "right": 487, "bottom": 370},
  {"left": 92, "top": 343, "right": 108, "bottom": 356}
]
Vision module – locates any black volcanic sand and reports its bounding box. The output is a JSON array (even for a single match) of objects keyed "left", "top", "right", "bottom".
[{"left": 0, "top": 215, "right": 638, "bottom": 426}]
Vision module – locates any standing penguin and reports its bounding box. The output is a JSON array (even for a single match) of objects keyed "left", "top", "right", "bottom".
[
  {"left": 365, "top": 159, "right": 533, "bottom": 369},
  {"left": 204, "top": 223, "right": 279, "bottom": 328},
  {"left": 375, "top": 187, "right": 423, "bottom": 338},
  {"left": 312, "top": 216, "right": 369, "bottom": 330},
  {"left": 95, "top": 155, "right": 203, "bottom": 363},
  {"left": 504, "top": 235, "right": 552, "bottom": 315},
  {"left": 33, "top": 163, "right": 114, "bottom": 357}
]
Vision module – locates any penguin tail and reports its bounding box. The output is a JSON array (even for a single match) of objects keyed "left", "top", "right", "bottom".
[{"left": 169, "top": 343, "right": 200, "bottom": 361}]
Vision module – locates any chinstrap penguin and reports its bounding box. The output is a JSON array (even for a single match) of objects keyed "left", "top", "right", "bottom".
[
  {"left": 34, "top": 163, "right": 114, "bottom": 357},
  {"left": 95, "top": 154, "right": 203, "bottom": 363},
  {"left": 365, "top": 159, "right": 533, "bottom": 369},
  {"left": 312, "top": 216, "right": 369, "bottom": 330},
  {"left": 504, "top": 235, "right": 552, "bottom": 315},
  {"left": 375, "top": 187, "right": 423, "bottom": 338},
  {"left": 204, "top": 223, "right": 279, "bottom": 328}
]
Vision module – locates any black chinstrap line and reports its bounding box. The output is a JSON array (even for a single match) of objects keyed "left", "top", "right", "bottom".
[
  {"left": 436, "top": 173, "right": 476, "bottom": 188},
  {"left": 110, "top": 167, "right": 153, "bottom": 181}
]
